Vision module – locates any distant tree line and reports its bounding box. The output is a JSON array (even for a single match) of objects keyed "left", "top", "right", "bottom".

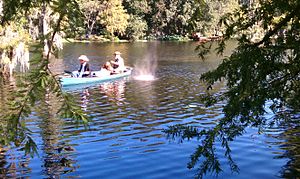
[
  {"left": 1, "top": 0, "right": 243, "bottom": 42},
  {"left": 0, "top": 0, "right": 245, "bottom": 75},
  {"left": 78, "top": 0, "right": 240, "bottom": 40}
]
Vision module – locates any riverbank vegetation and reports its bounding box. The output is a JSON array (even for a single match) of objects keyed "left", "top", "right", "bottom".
[{"left": 0, "top": 0, "right": 242, "bottom": 74}]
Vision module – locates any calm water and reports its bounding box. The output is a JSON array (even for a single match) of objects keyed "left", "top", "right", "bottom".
[{"left": 0, "top": 41, "right": 299, "bottom": 178}]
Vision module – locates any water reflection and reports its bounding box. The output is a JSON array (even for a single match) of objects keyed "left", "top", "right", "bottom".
[
  {"left": 0, "top": 77, "right": 32, "bottom": 178},
  {"left": 1, "top": 41, "right": 299, "bottom": 178},
  {"left": 274, "top": 116, "right": 300, "bottom": 178},
  {"left": 99, "top": 80, "right": 126, "bottom": 104},
  {"left": 128, "top": 80, "right": 158, "bottom": 112},
  {"left": 0, "top": 148, "right": 22, "bottom": 178},
  {"left": 35, "top": 97, "right": 78, "bottom": 178},
  {"left": 80, "top": 89, "right": 90, "bottom": 111},
  {"left": 0, "top": 76, "right": 16, "bottom": 113}
]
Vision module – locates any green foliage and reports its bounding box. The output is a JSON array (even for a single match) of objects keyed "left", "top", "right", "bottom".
[
  {"left": 125, "top": 15, "right": 148, "bottom": 41},
  {"left": 123, "top": 0, "right": 151, "bottom": 16},
  {"left": 100, "top": 0, "right": 129, "bottom": 37},
  {"left": 203, "top": 0, "right": 240, "bottom": 36},
  {"left": 1, "top": 0, "right": 243, "bottom": 41},
  {"left": 74, "top": 0, "right": 238, "bottom": 40},
  {"left": 164, "top": 0, "right": 300, "bottom": 178},
  {"left": 0, "top": 0, "right": 88, "bottom": 157},
  {"left": 202, "top": 0, "right": 300, "bottom": 115},
  {"left": 147, "top": 0, "right": 204, "bottom": 36},
  {"left": 1, "top": 49, "right": 89, "bottom": 155},
  {"left": 59, "top": 92, "right": 89, "bottom": 124},
  {"left": 54, "top": 0, "right": 84, "bottom": 34},
  {"left": 77, "top": 0, "right": 104, "bottom": 37}
]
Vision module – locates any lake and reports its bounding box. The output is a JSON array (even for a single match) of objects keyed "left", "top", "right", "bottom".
[{"left": 0, "top": 41, "right": 299, "bottom": 178}]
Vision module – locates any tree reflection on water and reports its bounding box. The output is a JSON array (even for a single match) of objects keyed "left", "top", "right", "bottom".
[
  {"left": 80, "top": 89, "right": 90, "bottom": 111},
  {"left": 0, "top": 77, "right": 35, "bottom": 178},
  {"left": 275, "top": 116, "right": 300, "bottom": 178},
  {"left": 36, "top": 97, "right": 78, "bottom": 178}
]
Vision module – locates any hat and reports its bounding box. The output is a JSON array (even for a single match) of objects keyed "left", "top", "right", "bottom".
[
  {"left": 78, "top": 55, "right": 89, "bottom": 62},
  {"left": 114, "top": 51, "right": 121, "bottom": 55}
]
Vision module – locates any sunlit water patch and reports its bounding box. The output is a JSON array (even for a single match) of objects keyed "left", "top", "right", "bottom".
[{"left": 133, "top": 74, "right": 156, "bottom": 81}]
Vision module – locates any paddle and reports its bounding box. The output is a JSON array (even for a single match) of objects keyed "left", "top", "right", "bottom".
[{"left": 64, "top": 70, "right": 73, "bottom": 74}]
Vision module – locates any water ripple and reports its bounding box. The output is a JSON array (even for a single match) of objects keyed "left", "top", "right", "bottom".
[{"left": 1, "top": 42, "right": 298, "bottom": 178}]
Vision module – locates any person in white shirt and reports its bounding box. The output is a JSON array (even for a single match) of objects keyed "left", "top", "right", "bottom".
[{"left": 110, "top": 51, "right": 125, "bottom": 73}]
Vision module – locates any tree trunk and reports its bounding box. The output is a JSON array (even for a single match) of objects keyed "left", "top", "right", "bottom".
[
  {"left": 88, "top": 20, "right": 96, "bottom": 36},
  {"left": 0, "top": 0, "right": 3, "bottom": 16},
  {"left": 40, "top": 2, "right": 50, "bottom": 55}
]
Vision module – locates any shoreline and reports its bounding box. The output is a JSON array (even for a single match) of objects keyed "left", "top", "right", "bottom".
[{"left": 62, "top": 35, "right": 194, "bottom": 44}]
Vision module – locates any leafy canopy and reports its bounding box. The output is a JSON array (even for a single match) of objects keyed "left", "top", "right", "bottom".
[
  {"left": 100, "top": 0, "right": 129, "bottom": 37},
  {"left": 0, "top": 0, "right": 88, "bottom": 156},
  {"left": 165, "top": 0, "right": 300, "bottom": 178}
]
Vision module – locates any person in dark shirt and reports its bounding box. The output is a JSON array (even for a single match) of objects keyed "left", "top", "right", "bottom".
[{"left": 72, "top": 55, "right": 91, "bottom": 77}]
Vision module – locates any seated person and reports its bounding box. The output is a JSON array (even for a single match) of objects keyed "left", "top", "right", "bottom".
[
  {"left": 110, "top": 51, "right": 125, "bottom": 73},
  {"left": 103, "top": 61, "right": 114, "bottom": 72},
  {"left": 93, "top": 62, "right": 113, "bottom": 77},
  {"left": 72, "top": 55, "right": 91, "bottom": 77}
]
